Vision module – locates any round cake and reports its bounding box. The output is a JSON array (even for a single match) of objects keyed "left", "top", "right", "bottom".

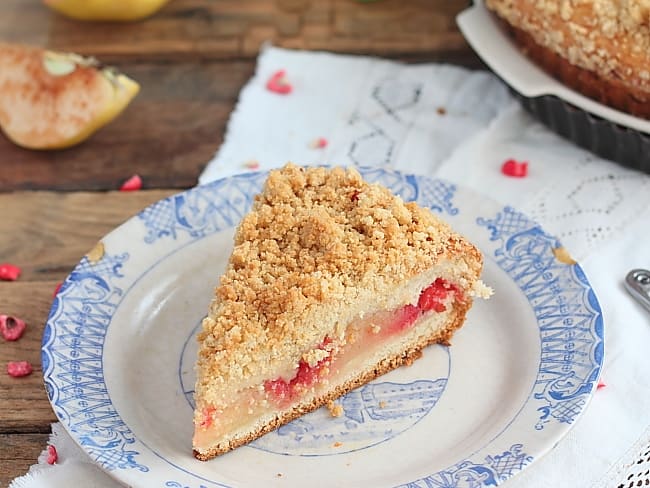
[{"left": 485, "top": 0, "right": 650, "bottom": 119}]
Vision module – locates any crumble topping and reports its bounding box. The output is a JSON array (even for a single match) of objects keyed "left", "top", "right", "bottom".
[
  {"left": 327, "top": 401, "right": 344, "bottom": 417},
  {"left": 471, "top": 280, "right": 494, "bottom": 300},
  {"left": 302, "top": 347, "right": 331, "bottom": 368},
  {"left": 195, "top": 164, "right": 482, "bottom": 406},
  {"left": 486, "top": 0, "right": 650, "bottom": 93}
]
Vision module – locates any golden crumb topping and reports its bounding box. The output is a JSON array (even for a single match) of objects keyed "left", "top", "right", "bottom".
[
  {"left": 327, "top": 401, "right": 344, "bottom": 417},
  {"left": 486, "top": 0, "right": 650, "bottom": 92},
  {"left": 195, "top": 164, "right": 479, "bottom": 405}
]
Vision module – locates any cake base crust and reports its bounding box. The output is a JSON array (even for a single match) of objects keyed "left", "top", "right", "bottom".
[
  {"left": 497, "top": 17, "right": 650, "bottom": 119},
  {"left": 193, "top": 299, "right": 471, "bottom": 461}
]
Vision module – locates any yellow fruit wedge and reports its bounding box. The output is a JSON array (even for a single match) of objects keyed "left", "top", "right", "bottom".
[
  {"left": 0, "top": 43, "right": 139, "bottom": 150},
  {"left": 43, "top": 0, "right": 170, "bottom": 21}
]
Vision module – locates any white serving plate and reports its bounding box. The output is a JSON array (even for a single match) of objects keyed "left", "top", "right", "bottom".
[{"left": 42, "top": 167, "right": 604, "bottom": 487}]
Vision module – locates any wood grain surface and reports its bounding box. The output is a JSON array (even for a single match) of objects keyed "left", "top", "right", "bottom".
[
  {"left": 0, "top": 60, "right": 255, "bottom": 192},
  {"left": 0, "top": 0, "right": 480, "bottom": 193},
  {"left": 0, "top": 0, "right": 479, "bottom": 485},
  {"left": 0, "top": 190, "right": 174, "bottom": 486},
  {"left": 1, "top": 0, "right": 471, "bottom": 61},
  {"left": 0, "top": 433, "right": 49, "bottom": 483}
]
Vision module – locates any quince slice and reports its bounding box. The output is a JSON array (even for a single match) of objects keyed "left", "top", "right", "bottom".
[
  {"left": 43, "top": 0, "right": 170, "bottom": 21},
  {"left": 0, "top": 43, "right": 139, "bottom": 150}
]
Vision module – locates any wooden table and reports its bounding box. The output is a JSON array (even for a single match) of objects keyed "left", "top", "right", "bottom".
[{"left": 0, "top": 1, "right": 480, "bottom": 484}]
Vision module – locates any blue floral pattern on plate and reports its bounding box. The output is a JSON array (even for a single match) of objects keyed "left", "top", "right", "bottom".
[
  {"left": 41, "top": 167, "right": 603, "bottom": 488},
  {"left": 477, "top": 207, "right": 603, "bottom": 430},
  {"left": 249, "top": 379, "right": 449, "bottom": 456},
  {"left": 43, "top": 252, "right": 149, "bottom": 473}
]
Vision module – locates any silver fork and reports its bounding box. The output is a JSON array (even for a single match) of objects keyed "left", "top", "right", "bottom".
[{"left": 625, "top": 269, "right": 650, "bottom": 313}]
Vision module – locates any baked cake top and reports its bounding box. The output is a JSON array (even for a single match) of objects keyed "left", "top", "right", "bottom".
[
  {"left": 195, "top": 164, "right": 481, "bottom": 403},
  {"left": 486, "top": 0, "right": 650, "bottom": 92}
]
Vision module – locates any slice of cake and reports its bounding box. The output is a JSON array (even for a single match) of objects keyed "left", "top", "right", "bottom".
[{"left": 193, "top": 164, "right": 491, "bottom": 460}]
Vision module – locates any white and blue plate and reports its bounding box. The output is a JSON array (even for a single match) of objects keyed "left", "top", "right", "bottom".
[{"left": 42, "top": 167, "right": 603, "bottom": 487}]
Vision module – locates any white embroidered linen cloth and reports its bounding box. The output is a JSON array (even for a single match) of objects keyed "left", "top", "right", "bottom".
[{"left": 12, "top": 46, "right": 650, "bottom": 488}]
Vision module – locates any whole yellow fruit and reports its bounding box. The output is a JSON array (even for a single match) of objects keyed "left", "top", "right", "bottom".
[
  {"left": 44, "top": 0, "right": 170, "bottom": 21},
  {"left": 0, "top": 43, "right": 140, "bottom": 150}
]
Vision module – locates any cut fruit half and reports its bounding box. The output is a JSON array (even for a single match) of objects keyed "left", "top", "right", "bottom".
[
  {"left": 0, "top": 43, "right": 139, "bottom": 150},
  {"left": 43, "top": 0, "right": 170, "bottom": 21},
  {"left": 193, "top": 164, "right": 491, "bottom": 460}
]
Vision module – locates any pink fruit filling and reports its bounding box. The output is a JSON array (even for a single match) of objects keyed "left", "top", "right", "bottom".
[
  {"left": 196, "top": 278, "right": 466, "bottom": 441},
  {"left": 418, "top": 278, "right": 462, "bottom": 313},
  {"left": 264, "top": 278, "right": 462, "bottom": 404},
  {"left": 264, "top": 338, "right": 333, "bottom": 404}
]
